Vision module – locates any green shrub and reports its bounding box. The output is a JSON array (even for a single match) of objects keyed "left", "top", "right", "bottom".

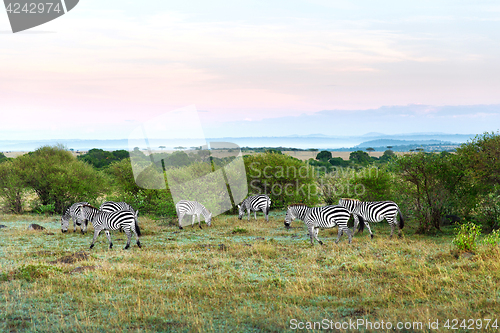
[
  {"left": 483, "top": 229, "right": 500, "bottom": 246},
  {"left": 452, "top": 222, "right": 481, "bottom": 252},
  {"left": 232, "top": 227, "right": 248, "bottom": 234},
  {"left": 244, "top": 152, "right": 320, "bottom": 208}
]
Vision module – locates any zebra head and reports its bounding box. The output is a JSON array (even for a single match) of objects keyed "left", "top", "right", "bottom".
[
  {"left": 61, "top": 214, "right": 70, "bottom": 233},
  {"left": 237, "top": 204, "right": 244, "bottom": 220},
  {"left": 206, "top": 213, "right": 212, "bottom": 226},
  {"left": 284, "top": 207, "right": 296, "bottom": 229}
]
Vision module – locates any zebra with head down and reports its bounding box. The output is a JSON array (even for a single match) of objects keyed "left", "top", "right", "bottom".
[
  {"left": 61, "top": 202, "right": 89, "bottom": 234},
  {"left": 284, "top": 204, "right": 364, "bottom": 245}
]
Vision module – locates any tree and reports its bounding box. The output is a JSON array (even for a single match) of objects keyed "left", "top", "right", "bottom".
[
  {"left": 245, "top": 152, "right": 320, "bottom": 208},
  {"left": 329, "top": 157, "right": 349, "bottom": 167},
  {"left": 0, "top": 152, "right": 9, "bottom": 164},
  {"left": 379, "top": 149, "right": 395, "bottom": 162},
  {"left": 15, "top": 145, "right": 108, "bottom": 213},
  {"left": 349, "top": 150, "right": 371, "bottom": 165},
  {"left": 0, "top": 160, "right": 25, "bottom": 213},
  {"left": 457, "top": 132, "right": 500, "bottom": 188},
  {"left": 316, "top": 150, "right": 332, "bottom": 161},
  {"left": 366, "top": 147, "right": 375, "bottom": 155},
  {"left": 394, "top": 152, "right": 470, "bottom": 233}
]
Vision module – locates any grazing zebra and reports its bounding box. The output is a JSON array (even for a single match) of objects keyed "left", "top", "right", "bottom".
[
  {"left": 100, "top": 201, "right": 135, "bottom": 213},
  {"left": 338, "top": 198, "right": 404, "bottom": 238},
  {"left": 238, "top": 195, "right": 271, "bottom": 222},
  {"left": 176, "top": 200, "right": 212, "bottom": 230},
  {"left": 78, "top": 204, "right": 141, "bottom": 250},
  {"left": 61, "top": 202, "right": 90, "bottom": 234},
  {"left": 284, "top": 204, "right": 361, "bottom": 245}
]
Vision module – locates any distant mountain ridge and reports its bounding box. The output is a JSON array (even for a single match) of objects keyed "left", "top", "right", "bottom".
[{"left": 0, "top": 132, "right": 476, "bottom": 151}]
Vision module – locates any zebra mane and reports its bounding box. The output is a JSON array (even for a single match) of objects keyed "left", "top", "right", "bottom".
[
  {"left": 288, "top": 203, "right": 308, "bottom": 208},
  {"left": 341, "top": 198, "right": 360, "bottom": 202}
]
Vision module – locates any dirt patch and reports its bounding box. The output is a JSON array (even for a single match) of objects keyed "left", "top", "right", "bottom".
[
  {"left": 50, "top": 251, "right": 89, "bottom": 264},
  {"left": 67, "top": 265, "right": 101, "bottom": 274},
  {"left": 27, "top": 223, "right": 45, "bottom": 231}
]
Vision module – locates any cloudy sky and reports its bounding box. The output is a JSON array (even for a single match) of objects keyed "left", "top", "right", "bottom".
[{"left": 1, "top": 0, "right": 499, "bottom": 140}]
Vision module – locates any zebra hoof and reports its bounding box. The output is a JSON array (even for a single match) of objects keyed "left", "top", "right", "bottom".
[
  {"left": 89, "top": 244, "right": 94, "bottom": 249},
  {"left": 199, "top": 226, "right": 202, "bottom": 229},
  {"left": 179, "top": 226, "right": 183, "bottom": 230},
  {"left": 124, "top": 244, "right": 130, "bottom": 250},
  {"left": 109, "top": 243, "right": 113, "bottom": 249},
  {"left": 137, "top": 241, "right": 142, "bottom": 248},
  {"left": 319, "top": 241, "right": 324, "bottom": 245},
  {"left": 370, "top": 234, "right": 374, "bottom": 239}
]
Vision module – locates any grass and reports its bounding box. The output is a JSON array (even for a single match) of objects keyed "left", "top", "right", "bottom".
[{"left": 1, "top": 212, "right": 500, "bottom": 332}]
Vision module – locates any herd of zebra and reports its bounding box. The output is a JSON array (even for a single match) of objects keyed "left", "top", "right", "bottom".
[{"left": 60, "top": 195, "right": 404, "bottom": 249}]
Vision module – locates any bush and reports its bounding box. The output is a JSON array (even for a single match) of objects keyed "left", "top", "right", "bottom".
[
  {"left": 0, "top": 161, "right": 26, "bottom": 213},
  {"left": 483, "top": 229, "right": 500, "bottom": 247},
  {"left": 320, "top": 166, "right": 394, "bottom": 205},
  {"left": 452, "top": 222, "right": 481, "bottom": 252},
  {"left": 106, "top": 159, "right": 176, "bottom": 217},
  {"left": 244, "top": 152, "right": 320, "bottom": 208},
  {"left": 14, "top": 145, "right": 109, "bottom": 213}
]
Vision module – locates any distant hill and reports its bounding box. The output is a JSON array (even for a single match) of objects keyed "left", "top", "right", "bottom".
[{"left": 355, "top": 139, "right": 447, "bottom": 148}]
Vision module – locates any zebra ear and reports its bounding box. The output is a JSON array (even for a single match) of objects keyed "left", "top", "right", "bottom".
[
  {"left": 237, "top": 205, "right": 240, "bottom": 209},
  {"left": 135, "top": 210, "right": 139, "bottom": 218}
]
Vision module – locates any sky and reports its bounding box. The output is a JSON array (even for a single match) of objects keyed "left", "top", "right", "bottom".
[{"left": 1, "top": 0, "right": 500, "bottom": 141}]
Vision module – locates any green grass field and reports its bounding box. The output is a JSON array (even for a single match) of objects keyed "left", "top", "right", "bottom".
[{"left": 1, "top": 212, "right": 500, "bottom": 332}]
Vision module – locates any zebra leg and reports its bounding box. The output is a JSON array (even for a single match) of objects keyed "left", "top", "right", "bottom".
[
  {"left": 335, "top": 228, "right": 343, "bottom": 244},
  {"left": 198, "top": 214, "right": 202, "bottom": 229},
  {"left": 353, "top": 215, "right": 359, "bottom": 234},
  {"left": 344, "top": 228, "right": 353, "bottom": 244},
  {"left": 89, "top": 228, "right": 103, "bottom": 249},
  {"left": 192, "top": 215, "right": 196, "bottom": 227},
  {"left": 105, "top": 230, "right": 113, "bottom": 249},
  {"left": 73, "top": 219, "right": 77, "bottom": 233},
  {"left": 307, "top": 225, "right": 315, "bottom": 245},
  {"left": 247, "top": 208, "right": 251, "bottom": 221},
  {"left": 314, "top": 228, "right": 324, "bottom": 245},
  {"left": 124, "top": 228, "right": 132, "bottom": 250},
  {"left": 133, "top": 226, "right": 141, "bottom": 248},
  {"left": 178, "top": 213, "right": 184, "bottom": 229},
  {"left": 254, "top": 211, "right": 257, "bottom": 220},
  {"left": 364, "top": 222, "right": 374, "bottom": 239}
]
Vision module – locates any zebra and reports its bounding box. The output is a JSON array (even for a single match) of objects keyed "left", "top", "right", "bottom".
[
  {"left": 100, "top": 201, "right": 135, "bottom": 213},
  {"left": 61, "top": 202, "right": 90, "bottom": 234},
  {"left": 238, "top": 195, "right": 271, "bottom": 222},
  {"left": 176, "top": 200, "right": 212, "bottom": 230},
  {"left": 338, "top": 198, "right": 404, "bottom": 238},
  {"left": 284, "top": 204, "right": 362, "bottom": 245},
  {"left": 77, "top": 204, "right": 141, "bottom": 250}
]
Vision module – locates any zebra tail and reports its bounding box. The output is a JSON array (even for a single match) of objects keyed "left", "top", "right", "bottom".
[
  {"left": 357, "top": 214, "right": 365, "bottom": 232},
  {"left": 397, "top": 207, "right": 405, "bottom": 230},
  {"left": 135, "top": 219, "right": 142, "bottom": 237}
]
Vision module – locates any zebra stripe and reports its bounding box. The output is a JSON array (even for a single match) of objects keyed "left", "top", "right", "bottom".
[
  {"left": 78, "top": 204, "right": 142, "bottom": 250},
  {"left": 176, "top": 200, "right": 212, "bottom": 230},
  {"left": 100, "top": 201, "right": 135, "bottom": 213},
  {"left": 61, "top": 202, "right": 89, "bottom": 234},
  {"left": 238, "top": 195, "right": 271, "bottom": 222},
  {"left": 284, "top": 204, "right": 356, "bottom": 245},
  {"left": 338, "top": 198, "right": 404, "bottom": 238}
]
